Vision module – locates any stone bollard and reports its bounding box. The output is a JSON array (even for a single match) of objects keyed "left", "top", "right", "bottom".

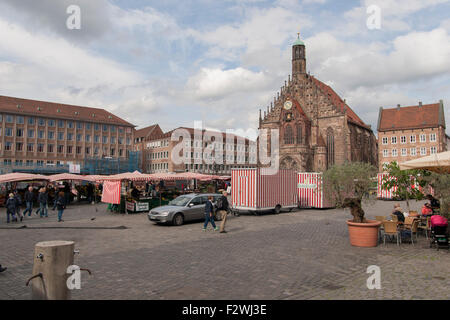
[{"left": 29, "top": 240, "right": 75, "bottom": 300}]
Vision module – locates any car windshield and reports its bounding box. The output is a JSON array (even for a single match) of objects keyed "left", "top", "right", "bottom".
[{"left": 168, "top": 196, "right": 192, "bottom": 207}]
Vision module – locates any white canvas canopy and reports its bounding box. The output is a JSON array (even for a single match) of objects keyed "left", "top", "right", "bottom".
[{"left": 399, "top": 151, "right": 450, "bottom": 173}]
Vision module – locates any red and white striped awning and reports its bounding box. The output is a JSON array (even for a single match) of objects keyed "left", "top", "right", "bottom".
[
  {"left": 48, "top": 173, "right": 97, "bottom": 182},
  {"left": 0, "top": 173, "right": 51, "bottom": 183}
]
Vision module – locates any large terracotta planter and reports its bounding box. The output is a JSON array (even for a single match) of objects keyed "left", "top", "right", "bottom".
[{"left": 347, "top": 220, "right": 382, "bottom": 247}]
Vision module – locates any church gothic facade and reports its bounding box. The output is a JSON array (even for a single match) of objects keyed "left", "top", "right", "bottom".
[{"left": 258, "top": 36, "right": 378, "bottom": 172}]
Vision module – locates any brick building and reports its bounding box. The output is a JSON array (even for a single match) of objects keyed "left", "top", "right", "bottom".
[
  {"left": 0, "top": 95, "right": 135, "bottom": 173},
  {"left": 133, "top": 124, "right": 163, "bottom": 172},
  {"left": 259, "top": 35, "right": 378, "bottom": 172},
  {"left": 377, "top": 101, "right": 447, "bottom": 172},
  {"left": 135, "top": 126, "right": 257, "bottom": 175}
]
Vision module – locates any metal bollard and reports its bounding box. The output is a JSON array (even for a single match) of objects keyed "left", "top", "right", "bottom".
[{"left": 28, "top": 240, "right": 75, "bottom": 300}]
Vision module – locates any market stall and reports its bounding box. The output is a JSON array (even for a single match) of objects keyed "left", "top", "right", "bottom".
[{"left": 0, "top": 173, "right": 51, "bottom": 206}]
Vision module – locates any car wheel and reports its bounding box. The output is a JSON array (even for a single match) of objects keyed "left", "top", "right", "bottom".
[
  {"left": 173, "top": 213, "right": 184, "bottom": 226},
  {"left": 273, "top": 205, "right": 281, "bottom": 214}
]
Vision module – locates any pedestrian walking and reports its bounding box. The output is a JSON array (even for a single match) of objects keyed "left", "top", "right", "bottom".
[
  {"left": 5, "top": 193, "right": 17, "bottom": 223},
  {"left": 14, "top": 190, "right": 23, "bottom": 222},
  {"left": 203, "top": 195, "right": 218, "bottom": 231},
  {"left": 55, "top": 191, "right": 66, "bottom": 222},
  {"left": 38, "top": 187, "right": 48, "bottom": 218},
  {"left": 216, "top": 191, "right": 229, "bottom": 233},
  {"left": 87, "top": 183, "right": 94, "bottom": 204},
  {"left": 23, "top": 186, "right": 35, "bottom": 217}
]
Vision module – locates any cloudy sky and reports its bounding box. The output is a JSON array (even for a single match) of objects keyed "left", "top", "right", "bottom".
[{"left": 0, "top": 0, "right": 449, "bottom": 136}]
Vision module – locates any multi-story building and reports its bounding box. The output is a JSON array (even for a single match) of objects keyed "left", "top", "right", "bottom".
[
  {"left": 0, "top": 95, "right": 135, "bottom": 173},
  {"left": 140, "top": 126, "right": 257, "bottom": 175},
  {"left": 377, "top": 101, "right": 447, "bottom": 172},
  {"left": 133, "top": 124, "right": 163, "bottom": 172}
]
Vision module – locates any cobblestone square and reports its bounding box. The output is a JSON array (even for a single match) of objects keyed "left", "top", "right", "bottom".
[{"left": 0, "top": 200, "right": 449, "bottom": 300}]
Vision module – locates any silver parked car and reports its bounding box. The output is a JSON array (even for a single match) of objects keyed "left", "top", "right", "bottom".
[{"left": 148, "top": 193, "right": 222, "bottom": 226}]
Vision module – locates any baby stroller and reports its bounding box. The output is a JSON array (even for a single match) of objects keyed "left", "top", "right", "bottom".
[{"left": 429, "top": 215, "right": 449, "bottom": 250}]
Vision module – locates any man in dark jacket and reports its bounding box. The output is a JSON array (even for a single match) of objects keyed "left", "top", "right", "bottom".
[
  {"left": 203, "top": 196, "right": 218, "bottom": 231},
  {"left": 23, "top": 186, "right": 35, "bottom": 217},
  {"left": 38, "top": 187, "right": 48, "bottom": 218},
  {"left": 14, "top": 191, "right": 23, "bottom": 222},
  {"left": 5, "top": 193, "right": 17, "bottom": 223},
  {"left": 217, "top": 191, "right": 230, "bottom": 233},
  {"left": 86, "top": 183, "right": 94, "bottom": 204}
]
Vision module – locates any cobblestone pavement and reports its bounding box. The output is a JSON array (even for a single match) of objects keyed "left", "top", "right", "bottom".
[{"left": 0, "top": 200, "right": 449, "bottom": 300}]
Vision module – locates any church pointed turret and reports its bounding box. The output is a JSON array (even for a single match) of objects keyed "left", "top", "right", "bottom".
[{"left": 292, "top": 32, "right": 306, "bottom": 76}]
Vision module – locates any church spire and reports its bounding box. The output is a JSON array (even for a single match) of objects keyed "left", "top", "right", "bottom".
[{"left": 292, "top": 32, "right": 306, "bottom": 76}]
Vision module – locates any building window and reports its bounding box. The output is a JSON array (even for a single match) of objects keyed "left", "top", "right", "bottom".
[
  {"left": 326, "top": 128, "right": 335, "bottom": 167},
  {"left": 391, "top": 149, "right": 397, "bottom": 157},
  {"left": 67, "top": 121, "right": 74, "bottom": 129},
  {"left": 67, "top": 133, "right": 73, "bottom": 141},
  {"left": 400, "top": 136, "right": 406, "bottom": 144},
  {"left": 86, "top": 123, "right": 91, "bottom": 130},
  {"left": 383, "top": 149, "right": 388, "bottom": 157},
  {"left": 86, "top": 147, "right": 90, "bottom": 155},
  {"left": 391, "top": 137, "right": 397, "bottom": 144},
  {"left": 57, "top": 145, "right": 64, "bottom": 153},
  {"left": 420, "top": 147, "right": 427, "bottom": 156},
  {"left": 47, "top": 144, "right": 54, "bottom": 153},
  {"left": 26, "top": 160, "right": 33, "bottom": 166},
  {"left": 410, "top": 147, "right": 416, "bottom": 156},
  {"left": 58, "top": 132, "right": 64, "bottom": 140},
  {"left": 410, "top": 135, "right": 416, "bottom": 143},
  {"left": 38, "top": 118, "right": 46, "bottom": 126},
  {"left": 76, "top": 134, "right": 82, "bottom": 142},
  {"left": 37, "top": 144, "right": 44, "bottom": 153},
  {"left": 430, "top": 147, "right": 437, "bottom": 154},
  {"left": 94, "top": 135, "right": 99, "bottom": 143},
  {"left": 48, "top": 131, "right": 55, "bottom": 140},
  {"left": 401, "top": 148, "right": 407, "bottom": 156},
  {"left": 94, "top": 124, "right": 100, "bottom": 131},
  {"left": 420, "top": 134, "right": 426, "bottom": 143},
  {"left": 5, "top": 128, "right": 13, "bottom": 137},
  {"left": 77, "top": 122, "right": 83, "bottom": 130},
  {"left": 6, "top": 115, "right": 13, "bottom": 123},
  {"left": 382, "top": 137, "right": 388, "bottom": 145},
  {"left": 102, "top": 136, "right": 108, "bottom": 144},
  {"left": 28, "top": 129, "right": 35, "bottom": 138},
  {"left": 38, "top": 130, "right": 45, "bottom": 139},
  {"left": 27, "top": 143, "right": 34, "bottom": 152},
  {"left": 110, "top": 126, "right": 116, "bottom": 133},
  {"left": 103, "top": 124, "right": 108, "bottom": 132},
  {"left": 37, "top": 160, "right": 44, "bottom": 167},
  {"left": 111, "top": 137, "right": 116, "bottom": 144},
  {"left": 94, "top": 147, "right": 99, "bottom": 155},
  {"left": 76, "top": 146, "right": 82, "bottom": 154},
  {"left": 111, "top": 148, "right": 115, "bottom": 156},
  {"left": 430, "top": 133, "right": 436, "bottom": 142},
  {"left": 4, "top": 159, "right": 12, "bottom": 165},
  {"left": 15, "top": 160, "right": 23, "bottom": 166},
  {"left": 16, "top": 129, "right": 24, "bottom": 137},
  {"left": 48, "top": 119, "right": 55, "bottom": 127},
  {"left": 28, "top": 117, "right": 35, "bottom": 125},
  {"left": 16, "top": 116, "right": 24, "bottom": 124},
  {"left": 58, "top": 120, "right": 65, "bottom": 128},
  {"left": 119, "top": 149, "right": 123, "bottom": 157},
  {"left": 118, "top": 137, "right": 123, "bottom": 145},
  {"left": 67, "top": 146, "right": 73, "bottom": 154},
  {"left": 16, "top": 142, "right": 23, "bottom": 151},
  {"left": 86, "top": 134, "right": 91, "bottom": 142}
]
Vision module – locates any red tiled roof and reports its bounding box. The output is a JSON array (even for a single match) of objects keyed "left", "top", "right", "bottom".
[
  {"left": 149, "top": 127, "right": 254, "bottom": 143},
  {"left": 311, "top": 77, "right": 369, "bottom": 129},
  {"left": 135, "top": 124, "right": 162, "bottom": 139},
  {"left": 378, "top": 103, "right": 442, "bottom": 131},
  {"left": 0, "top": 95, "right": 134, "bottom": 127}
]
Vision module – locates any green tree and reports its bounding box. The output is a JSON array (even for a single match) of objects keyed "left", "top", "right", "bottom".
[
  {"left": 381, "top": 161, "right": 429, "bottom": 211},
  {"left": 323, "top": 162, "right": 377, "bottom": 208}
]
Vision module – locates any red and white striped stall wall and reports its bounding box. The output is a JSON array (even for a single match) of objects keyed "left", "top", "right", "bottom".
[
  {"left": 231, "top": 168, "right": 297, "bottom": 210},
  {"left": 297, "top": 173, "right": 334, "bottom": 209}
]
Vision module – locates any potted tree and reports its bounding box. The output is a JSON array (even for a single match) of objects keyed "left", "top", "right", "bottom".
[{"left": 323, "top": 162, "right": 380, "bottom": 247}]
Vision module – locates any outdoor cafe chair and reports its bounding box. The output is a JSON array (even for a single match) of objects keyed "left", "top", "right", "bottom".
[
  {"left": 418, "top": 216, "right": 431, "bottom": 239},
  {"left": 383, "top": 221, "right": 401, "bottom": 246},
  {"left": 376, "top": 216, "right": 387, "bottom": 242},
  {"left": 402, "top": 219, "right": 420, "bottom": 245}
]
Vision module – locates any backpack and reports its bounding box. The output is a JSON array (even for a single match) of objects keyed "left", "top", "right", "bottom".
[{"left": 216, "top": 197, "right": 223, "bottom": 210}]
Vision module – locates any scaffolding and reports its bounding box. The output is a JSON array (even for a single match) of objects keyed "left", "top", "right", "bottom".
[{"left": 0, "top": 152, "right": 140, "bottom": 175}]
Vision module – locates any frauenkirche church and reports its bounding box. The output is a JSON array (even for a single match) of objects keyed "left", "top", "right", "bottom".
[{"left": 258, "top": 34, "right": 378, "bottom": 172}]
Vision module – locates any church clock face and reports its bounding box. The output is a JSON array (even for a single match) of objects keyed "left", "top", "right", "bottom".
[{"left": 284, "top": 100, "right": 292, "bottom": 110}]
